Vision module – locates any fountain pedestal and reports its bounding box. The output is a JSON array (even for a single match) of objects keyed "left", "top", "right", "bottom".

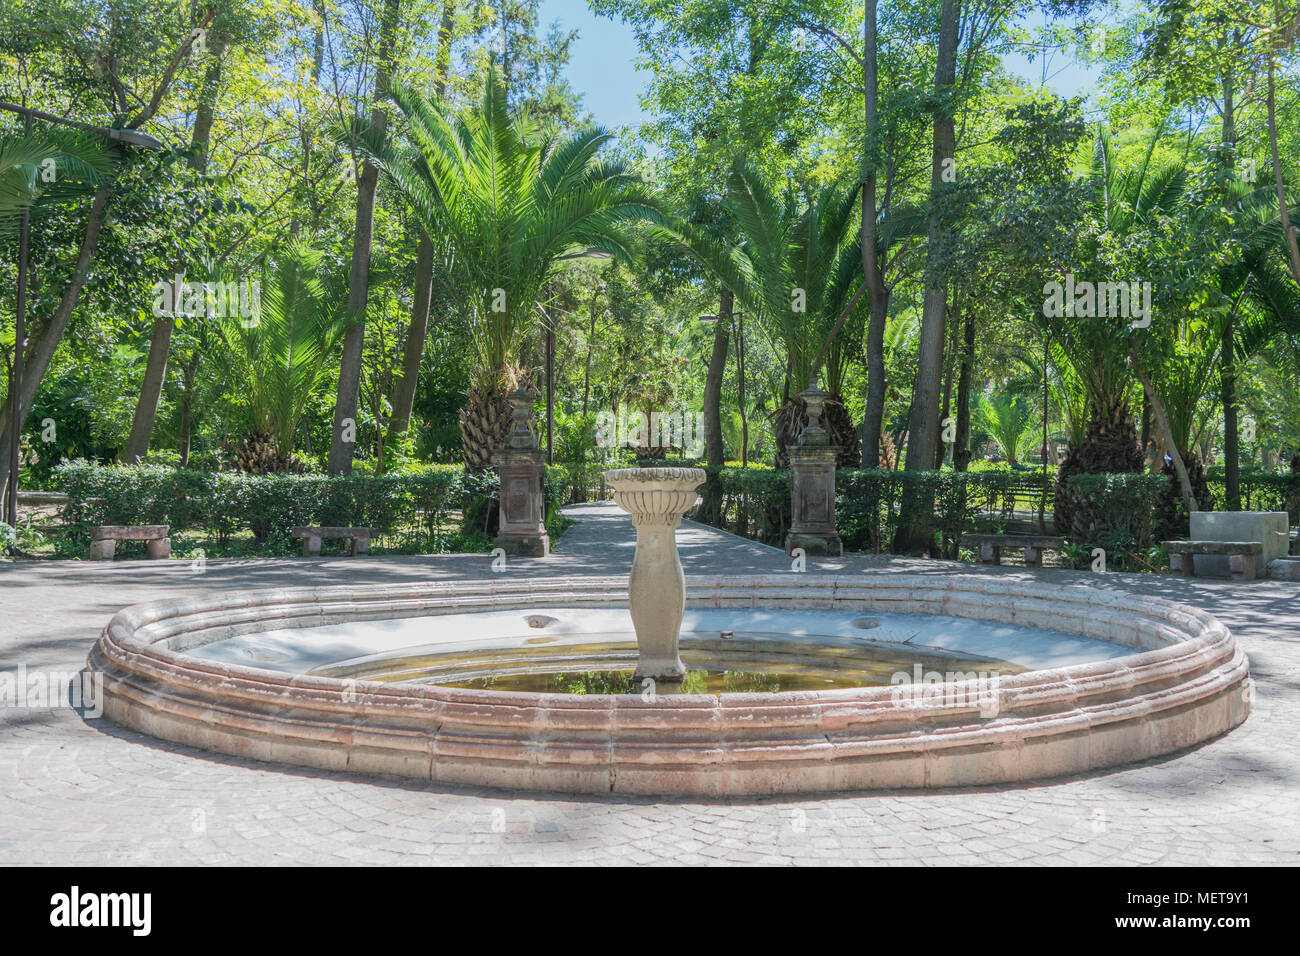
[
  {"left": 604, "top": 467, "right": 705, "bottom": 683},
  {"left": 493, "top": 386, "right": 549, "bottom": 557},
  {"left": 786, "top": 386, "right": 842, "bottom": 557}
]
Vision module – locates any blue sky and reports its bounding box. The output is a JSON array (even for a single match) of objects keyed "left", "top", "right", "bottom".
[{"left": 538, "top": 1, "right": 1104, "bottom": 132}]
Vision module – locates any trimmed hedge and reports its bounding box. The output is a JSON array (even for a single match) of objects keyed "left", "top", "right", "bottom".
[
  {"left": 1066, "top": 472, "right": 1170, "bottom": 553},
  {"left": 698, "top": 466, "right": 1178, "bottom": 560},
  {"left": 1206, "top": 472, "right": 1300, "bottom": 521},
  {"left": 51, "top": 461, "right": 570, "bottom": 555}
]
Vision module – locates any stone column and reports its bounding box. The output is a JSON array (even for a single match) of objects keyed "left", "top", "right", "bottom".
[
  {"left": 604, "top": 467, "right": 705, "bottom": 683},
  {"left": 786, "top": 385, "right": 842, "bottom": 556},
  {"left": 492, "top": 386, "right": 549, "bottom": 557}
]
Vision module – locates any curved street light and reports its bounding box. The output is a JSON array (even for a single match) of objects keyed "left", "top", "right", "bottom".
[{"left": 2, "top": 99, "right": 163, "bottom": 529}]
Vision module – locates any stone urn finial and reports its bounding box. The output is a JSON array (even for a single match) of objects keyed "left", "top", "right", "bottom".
[
  {"left": 798, "top": 384, "right": 831, "bottom": 447},
  {"left": 504, "top": 385, "right": 540, "bottom": 451},
  {"left": 604, "top": 466, "right": 706, "bottom": 683}
]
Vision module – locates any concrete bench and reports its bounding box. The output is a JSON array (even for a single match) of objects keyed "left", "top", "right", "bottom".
[
  {"left": 291, "top": 526, "right": 378, "bottom": 557},
  {"left": 963, "top": 533, "right": 1065, "bottom": 568},
  {"left": 89, "top": 525, "right": 170, "bottom": 560},
  {"left": 1163, "top": 540, "right": 1263, "bottom": 581}
]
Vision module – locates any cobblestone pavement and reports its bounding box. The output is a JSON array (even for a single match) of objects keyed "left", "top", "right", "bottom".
[{"left": 1, "top": 503, "right": 1297, "bottom": 865}]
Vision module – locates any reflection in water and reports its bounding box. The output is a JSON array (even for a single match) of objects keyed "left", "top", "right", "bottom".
[
  {"left": 443, "top": 668, "right": 863, "bottom": 694},
  {"left": 316, "top": 634, "right": 1025, "bottom": 695}
]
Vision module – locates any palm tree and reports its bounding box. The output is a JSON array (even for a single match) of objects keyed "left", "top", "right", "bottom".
[
  {"left": 1046, "top": 127, "right": 1185, "bottom": 533},
  {"left": 661, "top": 160, "right": 870, "bottom": 466},
  {"left": 973, "top": 390, "right": 1038, "bottom": 467},
  {"left": 0, "top": 127, "right": 114, "bottom": 225},
  {"left": 355, "top": 71, "right": 661, "bottom": 471},
  {"left": 218, "top": 242, "right": 358, "bottom": 471}
]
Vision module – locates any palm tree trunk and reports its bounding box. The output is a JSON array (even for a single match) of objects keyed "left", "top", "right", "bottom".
[{"left": 328, "top": 0, "right": 401, "bottom": 475}]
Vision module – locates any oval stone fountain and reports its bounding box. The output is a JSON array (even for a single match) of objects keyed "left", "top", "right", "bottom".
[{"left": 88, "top": 469, "right": 1251, "bottom": 795}]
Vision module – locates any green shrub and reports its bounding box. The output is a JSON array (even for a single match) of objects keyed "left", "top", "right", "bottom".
[
  {"left": 1065, "top": 472, "right": 1170, "bottom": 557},
  {"left": 694, "top": 465, "right": 1168, "bottom": 563},
  {"left": 1205, "top": 472, "right": 1300, "bottom": 522},
  {"left": 49, "top": 461, "right": 530, "bottom": 556}
]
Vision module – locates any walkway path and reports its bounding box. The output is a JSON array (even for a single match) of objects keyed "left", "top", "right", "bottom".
[{"left": 1, "top": 503, "right": 1297, "bottom": 865}]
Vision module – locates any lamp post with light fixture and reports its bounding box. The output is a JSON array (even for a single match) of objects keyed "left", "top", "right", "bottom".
[{"left": 1, "top": 99, "right": 163, "bottom": 529}]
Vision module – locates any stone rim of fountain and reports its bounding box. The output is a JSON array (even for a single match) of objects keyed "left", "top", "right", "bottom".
[{"left": 88, "top": 573, "right": 1250, "bottom": 796}]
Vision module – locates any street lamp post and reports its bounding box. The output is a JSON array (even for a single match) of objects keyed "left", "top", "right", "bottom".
[
  {"left": 700, "top": 310, "right": 748, "bottom": 466},
  {"left": 1, "top": 101, "right": 162, "bottom": 529}
]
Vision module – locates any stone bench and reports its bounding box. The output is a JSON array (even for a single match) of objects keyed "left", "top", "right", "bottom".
[
  {"left": 291, "top": 526, "right": 378, "bottom": 557},
  {"left": 963, "top": 533, "right": 1065, "bottom": 568},
  {"left": 89, "top": 525, "right": 170, "bottom": 560},
  {"left": 1163, "top": 540, "right": 1264, "bottom": 581}
]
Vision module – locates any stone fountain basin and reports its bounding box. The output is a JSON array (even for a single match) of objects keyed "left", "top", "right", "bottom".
[
  {"left": 89, "top": 574, "right": 1250, "bottom": 796},
  {"left": 180, "top": 606, "right": 1138, "bottom": 677}
]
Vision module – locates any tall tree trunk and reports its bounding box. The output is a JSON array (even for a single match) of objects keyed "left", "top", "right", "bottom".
[
  {"left": 432, "top": 0, "right": 455, "bottom": 98},
  {"left": 582, "top": 279, "right": 600, "bottom": 416},
  {"left": 545, "top": 316, "right": 555, "bottom": 464},
  {"left": 904, "top": 0, "right": 959, "bottom": 476},
  {"left": 328, "top": 0, "right": 402, "bottom": 475},
  {"left": 122, "top": 32, "right": 227, "bottom": 464},
  {"left": 1268, "top": 51, "right": 1300, "bottom": 284},
  {"left": 179, "top": 354, "right": 198, "bottom": 469},
  {"left": 935, "top": 289, "right": 959, "bottom": 469},
  {"left": 1221, "top": 62, "right": 1242, "bottom": 510},
  {"left": 1222, "top": 316, "right": 1241, "bottom": 510},
  {"left": 860, "top": 0, "right": 889, "bottom": 471},
  {"left": 386, "top": 235, "right": 434, "bottom": 441},
  {"left": 698, "top": 290, "right": 732, "bottom": 524},
  {"left": 291, "top": 3, "right": 327, "bottom": 237},
  {"left": 953, "top": 305, "right": 974, "bottom": 470},
  {"left": 703, "top": 290, "right": 733, "bottom": 468},
  {"left": 384, "top": 1, "right": 455, "bottom": 445},
  {"left": 313, "top": 0, "right": 325, "bottom": 79}
]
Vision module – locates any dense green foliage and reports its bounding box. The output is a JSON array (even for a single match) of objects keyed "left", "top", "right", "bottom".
[
  {"left": 49, "top": 460, "right": 570, "bottom": 556},
  {"left": 2, "top": 0, "right": 1298, "bottom": 567}
]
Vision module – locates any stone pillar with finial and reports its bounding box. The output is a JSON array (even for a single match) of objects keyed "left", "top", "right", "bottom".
[
  {"left": 786, "top": 385, "right": 842, "bottom": 557},
  {"left": 492, "top": 385, "right": 550, "bottom": 557}
]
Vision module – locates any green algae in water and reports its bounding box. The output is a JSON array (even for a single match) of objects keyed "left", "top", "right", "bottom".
[{"left": 442, "top": 668, "right": 863, "bottom": 694}]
